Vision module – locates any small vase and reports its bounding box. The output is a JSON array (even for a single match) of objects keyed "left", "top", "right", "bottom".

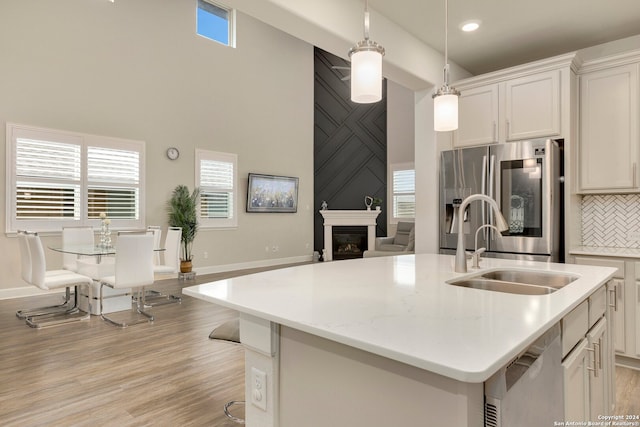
[
  {"left": 180, "top": 260, "right": 193, "bottom": 273},
  {"left": 99, "top": 219, "right": 111, "bottom": 248}
]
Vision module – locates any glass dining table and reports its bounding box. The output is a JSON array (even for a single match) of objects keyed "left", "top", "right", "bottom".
[
  {"left": 48, "top": 244, "right": 165, "bottom": 315},
  {"left": 49, "top": 244, "right": 164, "bottom": 263},
  {"left": 49, "top": 244, "right": 117, "bottom": 264}
]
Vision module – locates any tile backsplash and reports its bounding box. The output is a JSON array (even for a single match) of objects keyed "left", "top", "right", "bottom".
[{"left": 581, "top": 194, "right": 640, "bottom": 248}]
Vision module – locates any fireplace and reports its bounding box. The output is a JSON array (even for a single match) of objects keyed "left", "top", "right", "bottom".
[
  {"left": 332, "top": 226, "right": 368, "bottom": 260},
  {"left": 319, "top": 209, "right": 381, "bottom": 261}
]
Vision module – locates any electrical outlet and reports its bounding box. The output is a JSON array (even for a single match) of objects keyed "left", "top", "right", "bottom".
[
  {"left": 265, "top": 246, "right": 270, "bottom": 252},
  {"left": 251, "top": 367, "right": 267, "bottom": 411},
  {"left": 203, "top": 251, "right": 208, "bottom": 259},
  {"left": 628, "top": 231, "right": 640, "bottom": 241}
]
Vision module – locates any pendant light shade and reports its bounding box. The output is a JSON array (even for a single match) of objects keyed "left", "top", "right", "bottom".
[
  {"left": 349, "top": 0, "right": 385, "bottom": 104},
  {"left": 433, "top": 85, "right": 459, "bottom": 132},
  {"left": 433, "top": 0, "right": 460, "bottom": 131}
]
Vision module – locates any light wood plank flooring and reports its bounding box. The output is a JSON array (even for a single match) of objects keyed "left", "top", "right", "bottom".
[{"left": 2, "top": 264, "right": 640, "bottom": 426}]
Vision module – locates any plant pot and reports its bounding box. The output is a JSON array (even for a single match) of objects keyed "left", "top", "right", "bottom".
[{"left": 180, "top": 260, "right": 193, "bottom": 273}]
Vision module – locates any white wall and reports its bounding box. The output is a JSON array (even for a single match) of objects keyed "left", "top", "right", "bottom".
[
  {"left": 387, "top": 81, "right": 415, "bottom": 166},
  {"left": 0, "top": 0, "right": 314, "bottom": 293},
  {"left": 386, "top": 80, "right": 415, "bottom": 235}
]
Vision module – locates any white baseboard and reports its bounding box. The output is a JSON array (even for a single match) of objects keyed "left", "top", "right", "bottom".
[
  {"left": 1, "top": 255, "right": 313, "bottom": 300},
  {"left": 193, "top": 255, "right": 313, "bottom": 276},
  {"left": 0, "top": 287, "right": 64, "bottom": 300}
]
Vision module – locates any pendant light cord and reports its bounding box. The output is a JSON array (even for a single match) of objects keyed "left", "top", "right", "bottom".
[
  {"left": 364, "top": 0, "right": 370, "bottom": 40},
  {"left": 444, "top": 0, "right": 450, "bottom": 86}
]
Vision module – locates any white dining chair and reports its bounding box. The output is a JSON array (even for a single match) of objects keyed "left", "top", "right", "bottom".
[
  {"left": 147, "top": 225, "right": 162, "bottom": 266},
  {"left": 144, "top": 226, "right": 183, "bottom": 306},
  {"left": 153, "top": 226, "right": 181, "bottom": 275},
  {"left": 18, "top": 231, "right": 94, "bottom": 328},
  {"left": 62, "top": 226, "right": 95, "bottom": 272},
  {"left": 16, "top": 230, "right": 83, "bottom": 320},
  {"left": 100, "top": 232, "right": 155, "bottom": 327}
]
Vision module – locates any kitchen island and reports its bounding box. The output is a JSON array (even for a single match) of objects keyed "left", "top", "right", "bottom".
[{"left": 183, "top": 254, "right": 615, "bottom": 426}]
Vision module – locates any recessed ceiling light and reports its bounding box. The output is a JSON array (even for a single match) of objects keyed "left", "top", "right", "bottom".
[{"left": 460, "top": 20, "right": 480, "bottom": 32}]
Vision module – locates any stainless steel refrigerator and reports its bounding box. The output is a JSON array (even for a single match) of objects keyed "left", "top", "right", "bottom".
[{"left": 439, "top": 139, "right": 563, "bottom": 262}]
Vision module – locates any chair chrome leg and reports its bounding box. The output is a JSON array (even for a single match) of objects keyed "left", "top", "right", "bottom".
[
  {"left": 134, "top": 290, "right": 182, "bottom": 307},
  {"left": 16, "top": 288, "right": 74, "bottom": 319},
  {"left": 24, "top": 285, "right": 90, "bottom": 328},
  {"left": 101, "top": 285, "right": 154, "bottom": 328}
]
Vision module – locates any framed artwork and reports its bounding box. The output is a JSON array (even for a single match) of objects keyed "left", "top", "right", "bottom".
[{"left": 246, "top": 173, "right": 299, "bottom": 213}]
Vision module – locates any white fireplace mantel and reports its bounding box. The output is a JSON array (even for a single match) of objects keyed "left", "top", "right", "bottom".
[{"left": 320, "top": 209, "right": 381, "bottom": 261}]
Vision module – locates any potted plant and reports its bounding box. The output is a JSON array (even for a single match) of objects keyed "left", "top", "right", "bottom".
[
  {"left": 168, "top": 185, "right": 200, "bottom": 273},
  {"left": 372, "top": 197, "right": 383, "bottom": 210}
]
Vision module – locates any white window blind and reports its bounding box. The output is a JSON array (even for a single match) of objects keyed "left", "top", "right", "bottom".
[
  {"left": 87, "top": 146, "right": 140, "bottom": 219},
  {"left": 391, "top": 166, "right": 415, "bottom": 221},
  {"left": 6, "top": 123, "right": 145, "bottom": 232},
  {"left": 196, "top": 149, "right": 237, "bottom": 228},
  {"left": 15, "top": 138, "right": 81, "bottom": 220}
]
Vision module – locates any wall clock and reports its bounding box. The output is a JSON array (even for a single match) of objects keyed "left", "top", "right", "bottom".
[{"left": 166, "top": 147, "right": 180, "bottom": 160}]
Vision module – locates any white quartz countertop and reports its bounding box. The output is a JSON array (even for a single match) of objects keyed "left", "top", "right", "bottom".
[{"left": 183, "top": 254, "right": 615, "bottom": 383}]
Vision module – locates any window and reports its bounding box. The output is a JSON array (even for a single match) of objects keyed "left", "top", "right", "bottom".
[
  {"left": 390, "top": 163, "right": 415, "bottom": 222},
  {"left": 197, "top": 0, "right": 235, "bottom": 47},
  {"left": 6, "top": 123, "right": 145, "bottom": 233},
  {"left": 196, "top": 149, "right": 237, "bottom": 228}
]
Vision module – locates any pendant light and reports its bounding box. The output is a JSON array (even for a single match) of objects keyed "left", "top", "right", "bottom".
[
  {"left": 433, "top": 0, "right": 460, "bottom": 131},
  {"left": 349, "top": 0, "right": 385, "bottom": 104}
]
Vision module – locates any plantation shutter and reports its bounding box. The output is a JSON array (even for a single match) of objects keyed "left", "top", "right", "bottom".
[
  {"left": 15, "top": 138, "right": 81, "bottom": 220},
  {"left": 199, "top": 158, "right": 234, "bottom": 219},
  {"left": 87, "top": 146, "right": 140, "bottom": 219},
  {"left": 393, "top": 169, "right": 415, "bottom": 219},
  {"left": 7, "top": 123, "right": 146, "bottom": 232},
  {"left": 195, "top": 149, "right": 237, "bottom": 228}
]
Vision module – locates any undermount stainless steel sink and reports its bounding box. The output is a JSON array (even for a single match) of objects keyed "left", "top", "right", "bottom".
[
  {"left": 447, "top": 269, "right": 579, "bottom": 295},
  {"left": 480, "top": 270, "right": 578, "bottom": 289}
]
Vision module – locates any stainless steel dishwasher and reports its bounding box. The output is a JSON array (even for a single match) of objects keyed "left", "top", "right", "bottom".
[{"left": 484, "top": 323, "right": 563, "bottom": 427}]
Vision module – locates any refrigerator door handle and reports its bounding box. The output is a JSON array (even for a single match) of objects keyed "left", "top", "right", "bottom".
[
  {"left": 482, "top": 155, "right": 487, "bottom": 242},
  {"left": 488, "top": 154, "right": 496, "bottom": 240}
]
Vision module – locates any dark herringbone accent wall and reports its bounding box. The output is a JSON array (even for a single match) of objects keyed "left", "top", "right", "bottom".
[{"left": 314, "top": 47, "right": 387, "bottom": 254}]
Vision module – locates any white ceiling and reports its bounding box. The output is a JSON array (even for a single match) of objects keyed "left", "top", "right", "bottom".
[{"left": 364, "top": 0, "right": 640, "bottom": 75}]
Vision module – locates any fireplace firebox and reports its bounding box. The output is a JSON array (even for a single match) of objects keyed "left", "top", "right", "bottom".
[{"left": 332, "top": 226, "right": 368, "bottom": 260}]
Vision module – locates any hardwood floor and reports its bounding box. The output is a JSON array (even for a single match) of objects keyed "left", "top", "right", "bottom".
[
  {"left": 0, "top": 266, "right": 291, "bottom": 427},
  {"left": 1, "top": 264, "right": 640, "bottom": 426},
  {"left": 616, "top": 366, "right": 640, "bottom": 416}
]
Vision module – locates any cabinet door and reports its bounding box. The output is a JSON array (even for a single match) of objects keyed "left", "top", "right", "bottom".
[
  {"left": 563, "top": 338, "right": 590, "bottom": 421},
  {"left": 504, "top": 70, "right": 561, "bottom": 141},
  {"left": 610, "top": 279, "right": 626, "bottom": 354},
  {"left": 587, "top": 317, "right": 608, "bottom": 419},
  {"left": 637, "top": 282, "right": 640, "bottom": 357},
  {"left": 606, "top": 281, "right": 617, "bottom": 414},
  {"left": 453, "top": 84, "right": 499, "bottom": 147},
  {"left": 579, "top": 63, "right": 639, "bottom": 192}
]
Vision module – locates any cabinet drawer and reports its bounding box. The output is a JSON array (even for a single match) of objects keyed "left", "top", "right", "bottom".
[
  {"left": 562, "top": 300, "right": 589, "bottom": 358},
  {"left": 574, "top": 257, "right": 624, "bottom": 279},
  {"left": 588, "top": 286, "right": 606, "bottom": 328}
]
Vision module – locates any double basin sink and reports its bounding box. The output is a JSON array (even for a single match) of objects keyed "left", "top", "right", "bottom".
[{"left": 447, "top": 269, "right": 579, "bottom": 295}]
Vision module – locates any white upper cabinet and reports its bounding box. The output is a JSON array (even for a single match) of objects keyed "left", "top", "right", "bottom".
[
  {"left": 453, "top": 85, "right": 499, "bottom": 147},
  {"left": 504, "top": 70, "right": 561, "bottom": 141},
  {"left": 453, "top": 69, "right": 561, "bottom": 147},
  {"left": 578, "top": 63, "right": 640, "bottom": 192}
]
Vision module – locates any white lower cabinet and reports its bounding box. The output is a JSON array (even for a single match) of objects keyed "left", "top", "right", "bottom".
[
  {"left": 562, "top": 284, "right": 614, "bottom": 421},
  {"left": 574, "top": 257, "right": 626, "bottom": 355},
  {"left": 587, "top": 317, "right": 608, "bottom": 420},
  {"left": 563, "top": 338, "right": 590, "bottom": 421}
]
